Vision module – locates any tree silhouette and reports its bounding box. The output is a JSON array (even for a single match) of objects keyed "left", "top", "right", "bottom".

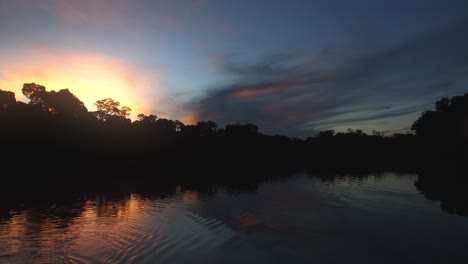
[
  {"left": 93, "top": 98, "right": 132, "bottom": 127},
  {"left": 411, "top": 93, "right": 468, "bottom": 157},
  {"left": 315, "top": 130, "right": 335, "bottom": 139},
  {"left": 20, "top": 83, "right": 90, "bottom": 121},
  {"left": 182, "top": 121, "right": 217, "bottom": 137},
  {"left": 22, "top": 82, "right": 46, "bottom": 102},
  {"left": 0, "top": 89, "right": 16, "bottom": 109},
  {"left": 133, "top": 114, "right": 184, "bottom": 135},
  {"left": 120, "top": 106, "right": 132, "bottom": 118},
  {"left": 1, "top": 81, "right": 467, "bottom": 182},
  {"left": 412, "top": 94, "right": 468, "bottom": 137},
  {"left": 136, "top": 114, "right": 158, "bottom": 125},
  {"left": 224, "top": 123, "right": 259, "bottom": 136}
]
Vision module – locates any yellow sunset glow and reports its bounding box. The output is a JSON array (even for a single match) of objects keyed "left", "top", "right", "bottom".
[{"left": 0, "top": 49, "right": 162, "bottom": 119}]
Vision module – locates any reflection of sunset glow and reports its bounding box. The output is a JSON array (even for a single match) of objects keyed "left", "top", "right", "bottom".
[
  {"left": 233, "top": 214, "right": 261, "bottom": 228},
  {"left": 0, "top": 49, "right": 162, "bottom": 119},
  {"left": 66, "top": 194, "right": 155, "bottom": 261},
  {"left": 183, "top": 191, "right": 199, "bottom": 205}
]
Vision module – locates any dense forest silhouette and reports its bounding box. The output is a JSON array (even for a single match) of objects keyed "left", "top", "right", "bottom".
[{"left": 1, "top": 83, "right": 467, "bottom": 182}]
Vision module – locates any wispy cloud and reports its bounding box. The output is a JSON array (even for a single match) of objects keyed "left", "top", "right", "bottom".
[
  {"left": 4, "top": 0, "right": 209, "bottom": 34},
  {"left": 187, "top": 20, "right": 468, "bottom": 137}
]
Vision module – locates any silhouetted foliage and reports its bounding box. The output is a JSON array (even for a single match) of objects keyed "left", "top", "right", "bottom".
[
  {"left": 411, "top": 93, "right": 468, "bottom": 158},
  {"left": 0, "top": 89, "right": 16, "bottom": 109},
  {"left": 1, "top": 83, "right": 467, "bottom": 186},
  {"left": 22, "top": 82, "right": 46, "bottom": 101},
  {"left": 182, "top": 121, "right": 218, "bottom": 137},
  {"left": 92, "top": 98, "right": 132, "bottom": 127}
]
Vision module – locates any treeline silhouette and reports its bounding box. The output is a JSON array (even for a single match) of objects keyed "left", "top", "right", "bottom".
[{"left": 1, "top": 83, "right": 467, "bottom": 184}]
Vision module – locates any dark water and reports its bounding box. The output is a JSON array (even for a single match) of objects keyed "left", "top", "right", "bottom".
[{"left": 1, "top": 172, "right": 468, "bottom": 264}]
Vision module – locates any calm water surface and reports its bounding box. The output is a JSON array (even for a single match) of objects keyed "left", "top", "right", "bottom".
[{"left": 1, "top": 172, "right": 467, "bottom": 264}]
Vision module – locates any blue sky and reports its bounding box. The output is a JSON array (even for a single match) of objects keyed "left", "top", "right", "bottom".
[{"left": 1, "top": 0, "right": 468, "bottom": 137}]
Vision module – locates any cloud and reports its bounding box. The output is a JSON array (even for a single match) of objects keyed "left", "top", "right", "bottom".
[
  {"left": 3, "top": 0, "right": 209, "bottom": 35},
  {"left": 0, "top": 5, "right": 11, "bottom": 13},
  {"left": 302, "top": 104, "right": 430, "bottom": 132},
  {"left": 32, "top": 0, "right": 150, "bottom": 30},
  {"left": 0, "top": 46, "right": 166, "bottom": 119},
  {"left": 187, "top": 20, "right": 468, "bottom": 137}
]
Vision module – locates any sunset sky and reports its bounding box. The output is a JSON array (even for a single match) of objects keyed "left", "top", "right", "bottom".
[{"left": 1, "top": 0, "right": 468, "bottom": 137}]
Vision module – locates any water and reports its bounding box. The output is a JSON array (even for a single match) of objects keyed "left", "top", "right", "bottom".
[{"left": 1, "top": 172, "right": 468, "bottom": 264}]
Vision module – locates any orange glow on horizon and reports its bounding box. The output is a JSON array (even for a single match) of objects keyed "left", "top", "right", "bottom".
[
  {"left": 0, "top": 49, "right": 163, "bottom": 119},
  {"left": 181, "top": 113, "right": 198, "bottom": 125}
]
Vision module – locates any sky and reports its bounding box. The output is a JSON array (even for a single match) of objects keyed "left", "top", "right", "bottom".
[{"left": 1, "top": 0, "right": 468, "bottom": 137}]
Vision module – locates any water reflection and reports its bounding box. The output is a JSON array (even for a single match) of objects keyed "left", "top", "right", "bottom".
[
  {"left": 1, "top": 172, "right": 468, "bottom": 263},
  {"left": 312, "top": 170, "right": 468, "bottom": 217},
  {"left": 415, "top": 169, "right": 468, "bottom": 216}
]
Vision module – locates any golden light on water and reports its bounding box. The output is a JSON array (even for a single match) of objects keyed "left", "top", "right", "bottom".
[
  {"left": 0, "top": 49, "right": 163, "bottom": 119},
  {"left": 182, "top": 191, "right": 199, "bottom": 205}
]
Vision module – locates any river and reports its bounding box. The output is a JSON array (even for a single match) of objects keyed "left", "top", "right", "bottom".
[{"left": 1, "top": 172, "right": 467, "bottom": 263}]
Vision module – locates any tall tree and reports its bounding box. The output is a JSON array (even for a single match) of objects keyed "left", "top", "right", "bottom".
[
  {"left": 22, "top": 83, "right": 46, "bottom": 106},
  {"left": 21, "top": 83, "right": 89, "bottom": 119},
  {"left": 412, "top": 93, "right": 468, "bottom": 156},
  {"left": 93, "top": 98, "right": 131, "bottom": 123}
]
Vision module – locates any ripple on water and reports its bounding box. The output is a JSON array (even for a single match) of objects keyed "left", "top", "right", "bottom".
[{"left": 44, "top": 191, "right": 235, "bottom": 264}]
